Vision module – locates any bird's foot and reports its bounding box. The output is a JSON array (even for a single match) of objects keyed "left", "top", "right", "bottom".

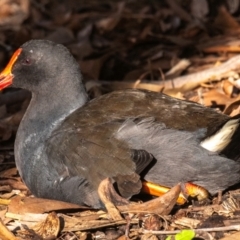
[
  {"left": 141, "top": 181, "right": 210, "bottom": 204},
  {"left": 181, "top": 182, "right": 210, "bottom": 202},
  {"left": 141, "top": 181, "right": 187, "bottom": 204}
]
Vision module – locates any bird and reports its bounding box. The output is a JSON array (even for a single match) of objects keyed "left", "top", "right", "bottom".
[{"left": 0, "top": 39, "right": 240, "bottom": 209}]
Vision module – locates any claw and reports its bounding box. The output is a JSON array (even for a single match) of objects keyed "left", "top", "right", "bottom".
[{"left": 181, "top": 182, "right": 209, "bottom": 201}]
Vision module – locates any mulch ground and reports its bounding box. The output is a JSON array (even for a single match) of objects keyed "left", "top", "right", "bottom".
[{"left": 1, "top": 0, "right": 240, "bottom": 239}]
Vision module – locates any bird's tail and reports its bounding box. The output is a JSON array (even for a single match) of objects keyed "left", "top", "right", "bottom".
[{"left": 200, "top": 114, "right": 240, "bottom": 161}]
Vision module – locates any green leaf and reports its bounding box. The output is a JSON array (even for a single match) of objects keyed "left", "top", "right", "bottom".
[{"left": 165, "top": 230, "right": 195, "bottom": 240}]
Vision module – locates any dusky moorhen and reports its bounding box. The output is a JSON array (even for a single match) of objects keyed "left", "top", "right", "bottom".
[{"left": 0, "top": 40, "right": 240, "bottom": 209}]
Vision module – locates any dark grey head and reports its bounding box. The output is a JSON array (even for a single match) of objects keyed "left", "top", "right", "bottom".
[{"left": 0, "top": 40, "right": 84, "bottom": 95}]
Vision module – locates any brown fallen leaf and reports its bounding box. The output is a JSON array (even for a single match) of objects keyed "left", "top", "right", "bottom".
[
  {"left": 33, "top": 211, "right": 60, "bottom": 238},
  {"left": 17, "top": 212, "right": 60, "bottom": 239},
  {"left": 219, "top": 231, "right": 240, "bottom": 240},
  {"left": 142, "top": 214, "right": 162, "bottom": 231},
  {"left": 0, "top": 185, "right": 12, "bottom": 193},
  {"left": 223, "top": 80, "right": 235, "bottom": 97},
  {"left": 98, "top": 177, "right": 181, "bottom": 218},
  {"left": 174, "top": 217, "right": 200, "bottom": 228},
  {"left": 118, "top": 184, "right": 181, "bottom": 215},
  {"left": 8, "top": 195, "right": 88, "bottom": 214},
  {"left": 0, "top": 168, "right": 18, "bottom": 178},
  {"left": 201, "top": 89, "right": 232, "bottom": 107},
  {"left": 214, "top": 5, "right": 240, "bottom": 33},
  {"left": 95, "top": 2, "right": 125, "bottom": 32},
  {"left": 0, "top": 178, "right": 28, "bottom": 191},
  {"left": 80, "top": 52, "right": 114, "bottom": 80},
  {"left": 223, "top": 96, "right": 240, "bottom": 116},
  {"left": 68, "top": 24, "right": 94, "bottom": 60}
]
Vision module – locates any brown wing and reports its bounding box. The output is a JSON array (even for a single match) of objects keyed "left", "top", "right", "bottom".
[
  {"left": 46, "top": 89, "right": 230, "bottom": 203},
  {"left": 47, "top": 119, "right": 153, "bottom": 200},
  {"left": 77, "top": 89, "right": 229, "bottom": 136}
]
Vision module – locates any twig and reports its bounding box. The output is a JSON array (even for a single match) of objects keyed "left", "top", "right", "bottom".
[
  {"left": 100, "top": 54, "right": 240, "bottom": 94},
  {"left": 141, "top": 224, "right": 240, "bottom": 235},
  {"left": 161, "top": 54, "right": 240, "bottom": 91},
  {"left": 0, "top": 218, "right": 17, "bottom": 240},
  {"left": 165, "top": 59, "right": 191, "bottom": 78}
]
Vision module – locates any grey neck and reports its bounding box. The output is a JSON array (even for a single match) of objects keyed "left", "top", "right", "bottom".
[
  {"left": 17, "top": 82, "right": 88, "bottom": 142},
  {"left": 14, "top": 74, "right": 88, "bottom": 184}
]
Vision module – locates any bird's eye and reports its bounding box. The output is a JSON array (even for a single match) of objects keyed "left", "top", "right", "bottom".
[{"left": 21, "top": 58, "right": 32, "bottom": 65}]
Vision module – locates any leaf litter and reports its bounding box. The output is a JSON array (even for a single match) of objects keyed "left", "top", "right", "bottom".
[{"left": 1, "top": 0, "right": 240, "bottom": 239}]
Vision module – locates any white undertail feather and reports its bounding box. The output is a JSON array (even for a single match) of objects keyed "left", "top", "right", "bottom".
[{"left": 200, "top": 119, "right": 239, "bottom": 152}]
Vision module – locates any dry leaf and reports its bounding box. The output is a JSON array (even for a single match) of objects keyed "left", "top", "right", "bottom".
[
  {"left": 0, "top": 168, "right": 18, "bottom": 178},
  {"left": 80, "top": 52, "right": 113, "bottom": 80},
  {"left": 68, "top": 25, "right": 94, "bottom": 60},
  {"left": 18, "top": 212, "right": 60, "bottom": 239},
  {"left": 118, "top": 184, "right": 182, "bottom": 215},
  {"left": 202, "top": 89, "right": 232, "bottom": 107},
  {"left": 224, "top": 97, "right": 240, "bottom": 115},
  {"left": 223, "top": 80, "right": 235, "bottom": 96},
  {"left": 214, "top": 5, "right": 240, "bottom": 32},
  {"left": 0, "top": 178, "right": 27, "bottom": 191},
  {"left": 174, "top": 217, "right": 200, "bottom": 228},
  {"left": 2, "top": 1, "right": 240, "bottom": 238},
  {"left": 8, "top": 195, "right": 87, "bottom": 214},
  {"left": 143, "top": 214, "right": 162, "bottom": 231},
  {"left": 96, "top": 2, "right": 125, "bottom": 32}
]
